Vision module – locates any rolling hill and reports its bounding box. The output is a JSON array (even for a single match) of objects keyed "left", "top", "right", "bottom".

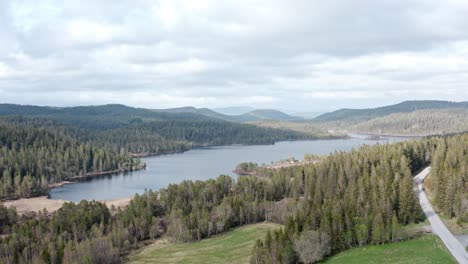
[
  {"left": 212, "top": 106, "right": 255, "bottom": 115},
  {"left": 314, "top": 100, "right": 468, "bottom": 122},
  {"left": 0, "top": 104, "right": 215, "bottom": 129},
  {"left": 247, "top": 119, "right": 343, "bottom": 138},
  {"left": 0, "top": 104, "right": 316, "bottom": 153},
  {"left": 348, "top": 108, "right": 468, "bottom": 136},
  {"left": 238, "top": 109, "right": 302, "bottom": 122},
  {"left": 157, "top": 106, "right": 302, "bottom": 122},
  {"left": 154, "top": 106, "right": 229, "bottom": 121}
]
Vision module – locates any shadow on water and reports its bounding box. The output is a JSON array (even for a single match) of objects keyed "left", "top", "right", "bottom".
[{"left": 76, "top": 168, "right": 147, "bottom": 183}]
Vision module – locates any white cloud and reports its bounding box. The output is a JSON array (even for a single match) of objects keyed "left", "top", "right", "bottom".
[
  {"left": 154, "top": 2, "right": 182, "bottom": 31},
  {"left": 0, "top": 62, "right": 13, "bottom": 78},
  {"left": 65, "top": 20, "right": 123, "bottom": 45},
  {"left": 0, "top": 0, "right": 468, "bottom": 111}
]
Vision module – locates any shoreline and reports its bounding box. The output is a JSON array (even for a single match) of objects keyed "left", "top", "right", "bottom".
[
  {"left": 346, "top": 131, "right": 426, "bottom": 139},
  {"left": 128, "top": 137, "right": 349, "bottom": 158},
  {"left": 234, "top": 158, "right": 321, "bottom": 176},
  {"left": 129, "top": 150, "right": 187, "bottom": 158},
  {"left": 0, "top": 163, "right": 149, "bottom": 206},
  {"left": 66, "top": 163, "right": 147, "bottom": 181},
  {"left": 47, "top": 180, "right": 75, "bottom": 189},
  {"left": 3, "top": 195, "right": 133, "bottom": 215},
  {"left": 3, "top": 162, "right": 146, "bottom": 214},
  {"left": 44, "top": 163, "right": 147, "bottom": 191},
  {"left": 5, "top": 138, "right": 365, "bottom": 214}
]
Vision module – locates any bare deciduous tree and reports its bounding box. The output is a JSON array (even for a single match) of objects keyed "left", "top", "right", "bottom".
[{"left": 293, "top": 230, "right": 331, "bottom": 264}]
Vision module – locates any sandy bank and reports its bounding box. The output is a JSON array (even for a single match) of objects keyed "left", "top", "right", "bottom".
[
  {"left": 3, "top": 196, "right": 132, "bottom": 215},
  {"left": 48, "top": 180, "right": 74, "bottom": 189}
]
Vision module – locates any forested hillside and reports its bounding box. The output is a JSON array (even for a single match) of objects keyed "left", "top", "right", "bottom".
[
  {"left": 348, "top": 109, "right": 468, "bottom": 136},
  {"left": 0, "top": 119, "right": 138, "bottom": 199},
  {"left": 247, "top": 120, "right": 342, "bottom": 138},
  {"left": 155, "top": 106, "right": 230, "bottom": 121},
  {"left": 0, "top": 104, "right": 302, "bottom": 125},
  {"left": 0, "top": 116, "right": 311, "bottom": 155},
  {"left": 159, "top": 106, "right": 302, "bottom": 122},
  {"left": 2, "top": 134, "right": 466, "bottom": 263},
  {"left": 0, "top": 104, "right": 221, "bottom": 129},
  {"left": 85, "top": 119, "right": 311, "bottom": 154},
  {"left": 314, "top": 100, "right": 468, "bottom": 122},
  {"left": 312, "top": 100, "right": 468, "bottom": 137},
  {"left": 237, "top": 109, "right": 302, "bottom": 122},
  {"left": 0, "top": 104, "right": 312, "bottom": 151}
]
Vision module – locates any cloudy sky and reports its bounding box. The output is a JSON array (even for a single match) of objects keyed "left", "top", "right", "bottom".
[{"left": 1, "top": 0, "right": 468, "bottom": 112}]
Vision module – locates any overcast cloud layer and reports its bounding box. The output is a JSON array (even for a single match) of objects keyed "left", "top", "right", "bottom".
[{"left": 1, "top": 0, "right": 468, "bottom": 112}]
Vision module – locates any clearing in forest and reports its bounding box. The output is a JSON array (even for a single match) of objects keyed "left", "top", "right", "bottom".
[{"left": 127, "top": 222, "right": 281, "bottom": 264}]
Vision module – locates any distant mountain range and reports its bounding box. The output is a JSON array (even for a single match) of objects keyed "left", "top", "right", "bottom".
[
  {"left": 348, "top": 108, "right": 468, "bottom": 136},
  {"left": 214, "top": 106, "right": 323, "bottom": 119},
  {"left": 212, "top": 106, "right": 255, "bottom": 115},
  {"left": 314, "top": 100, "right": 468, "bottom": 122},
  {"left": 157, "top": 107, "right": 303, "bottom": 122},
  {"left": 0, "top": 104, "right": 215, "bottom": 130},
  {"left": 309, "top": 100, "right": 468, "bottom": 136},
  {"left": 291, "top": 111, "right": 324, "bottom": 119},
  {"left": 235, "top": 109, "right": 302, "bottom": 122},
  {"left": 1, "top": 100, "right": 467, "bottom": 137},
  {"left": 162, "top": 100, "right": 468, "bottom": 123},
  {"left": 0, "top": 104, "right": 303, "bottom": 125}
]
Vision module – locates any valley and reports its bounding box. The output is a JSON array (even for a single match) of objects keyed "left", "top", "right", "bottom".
[
  {"left": 2, "top": 2, "right": 467, "bottom": 262},
  {"left": 0, "top": 101, "right": 466, "bottom": 264}
]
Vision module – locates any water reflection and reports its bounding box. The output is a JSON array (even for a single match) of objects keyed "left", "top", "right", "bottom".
[{"left": 49, "top": 138, "right": 407, "bottom": 202}]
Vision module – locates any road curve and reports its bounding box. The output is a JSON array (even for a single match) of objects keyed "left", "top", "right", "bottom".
[{"left": 414, "top": 167, "right": 468, "bottom": 264}]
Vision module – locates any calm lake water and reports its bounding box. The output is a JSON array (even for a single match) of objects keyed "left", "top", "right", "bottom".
[{"left": 49, "top": 138, "right": 404, "bottom": 202}]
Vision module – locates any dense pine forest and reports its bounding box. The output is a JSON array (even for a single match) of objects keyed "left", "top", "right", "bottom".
[
  {"left": 0, "top": 120, "right": 137, "bottom": 199},
  {"left": 426, "top": 134, "right": 468, "bottom": 221},
  {"left": 0, "top": 133, "right": 465, "bottom": 263},
  {"left": 252, "top": 134, "right": 467, "bottom": 263}
]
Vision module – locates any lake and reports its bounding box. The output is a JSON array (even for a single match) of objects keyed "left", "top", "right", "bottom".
[{"left": 49, "top": 138, "right": 404, "bottom": 201}]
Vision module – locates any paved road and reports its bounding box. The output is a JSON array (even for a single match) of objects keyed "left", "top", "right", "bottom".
[{"left": 414, "top": 167, "right": 468, "bottom": 264}]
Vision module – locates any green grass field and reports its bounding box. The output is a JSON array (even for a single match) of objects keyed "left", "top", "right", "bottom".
[
  {"left": 127, "top": 222, "right": 281, "bottom": 264},
  {"left": 323, "top": 235, "right": 456, "bottom": 264},
  {"left": 128, "top": 223, "right": 455, "bottom": 264}
]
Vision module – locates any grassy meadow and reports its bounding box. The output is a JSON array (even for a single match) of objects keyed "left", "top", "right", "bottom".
[{"left": 127, "top": 223, "right": 281, "bottom": 264}]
